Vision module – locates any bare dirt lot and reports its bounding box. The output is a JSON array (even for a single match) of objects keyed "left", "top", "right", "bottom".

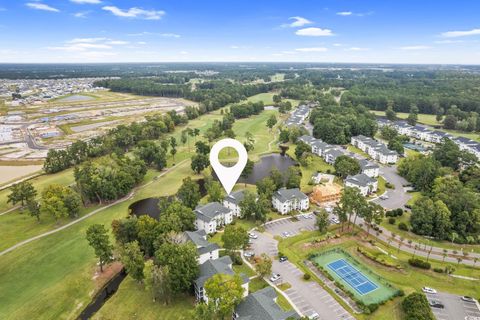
[{"left": 0, "top": 165, "right": 43, "bottom": 185}]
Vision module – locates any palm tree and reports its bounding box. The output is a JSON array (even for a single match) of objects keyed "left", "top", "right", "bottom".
[
  {"left": 450, "top": 232, "right": 458, "bottom": 244},
  {"left": 474, "top": 257, "right": 478, "bottom": 268},
  {"left": 412, "top": 244, "right": 419, "bottom": 258},
  {"left": 408, "top": 239, "right": 413, "bottom": 248},
  {"left": 426, "top": 246, "right": 433, "bottom": 262},
  {"left": 442, "top": 249, "right": 448, "bottom": 262},
  {"left": 457, "top": 257, "right": 463, "bottom": 266},
  {"left": 398, "top": 236, "right": 404, "bottom": 253}
]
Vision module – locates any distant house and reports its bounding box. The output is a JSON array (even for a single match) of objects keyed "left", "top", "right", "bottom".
[
  {"left": 392, "top": 121, "right": 412, "bottom": 136},
  {"left": 359, "top": 159, "right": 379, "bottom": 178},
  {"left": 351, "top": 135, "right": 398, "bottom": 164},
  {"left": 324, "top": 148, "right": 345, "bottom": 165},
  {"left": 429, "top": 131, "right": 452, "bottom": 144},
  {"left": 194, "top": 256, "right": 249, "bottom": 302},
  {"left": 234, "top": 287, "right": 300, "bottom": 320},
  {"left": 272, "top": 188, "right": 309, "bottom": 214},
  {"left": 297, "top": 135, "right": 316, "bottom": 146},
  {"left": 223, "top": 190, "right": 245, "bottom": 217},
  {"left": 184, "top": 230, "right": 220, "bottom": 264},
  {"left": 312, "top": 140, "right": 332, "bottom": 157},
  {"left": 194, "top": 202, "right": 233, "bottom": 234},
  {"left": 345, "top": 173, "right": 378, "bottom": 196},
  {"left": 410, "top": 125, "right": 431, "bottom": 141}
]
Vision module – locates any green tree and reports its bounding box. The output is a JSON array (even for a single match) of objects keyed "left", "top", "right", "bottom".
[
  {"left": 7, "top": 181, "right": 37, "bottom": 207},
  {"left": 221, "top": 225, "right": 249, "bottom": 252},
  {"left": 158, "top": 200, "right": 196, "bottom": 233},
  {"left": 154, "top": 241, "right": 199, "bottom": 294},
  {"left": 26, "top": 199, "right": 41, "bottom": 222},
  {"left": 363, "top": 202, "right": 384, "bottom": 238},
  {"left": 295, "top": 141, "right": 311, "bottom": 160},
  {"left": 118, "top": 240, "right": 145, "bottom": 282},
  {"left": 388, "top": 138, "right": 405, "bottom": 154},
  {"left": 316, "top": 209, "right": 330, "bottom": 233},
  {"left": 380, "top": 126, "right": 398, "bottom": 141},
  {"left": 407, "top": 105, "right": 419, "bottom": 126},
  {"left": 136, "top": 215, "right": 159, "bottom": 257},
  {"left": 269, "top": 168, "right": 284, "bottom": 190},
  {"left": 145, "top": 261, "right": 173, "bottom": 304},
  {"left": 266, "top": 114, "right": 277, "bottom": 130},
  {"left": 334, "top": 155, "right": 360, "bottom": 179},
  {"left": 204, "top": 274, "right": 244, "bottom": 319},
  {"left": 195, "top": 141, "right": 210, "bottom": 155},
  {"left": 191, "top": 153, "right": 210, "bottom": 174},
  {"left": 255, "top": 253, "right": 272, "bottom": 278},
  {"left": 432, "top": 138, "right": 462, "bottom": 170},
  {"left": 177, "top": 177, "right": 201, "bottom": 209},
  {"left": 256, "top": 177, "right": 276, "bottom": 200},
  {"left": 386, "top": 106, "right": 396, "bottom": 121},
  {"left": 206, "top": 179, "right": 224, "bottom": 203},
  {"left": 285, "top": 166, "right": 302, "bottom": 189},
  {"left": 240, "top": 159, "right": 254, "bottom": 186},
  {"left": 86, "top": 224, "right": 113, "bottom": 272},
  {"left": 402, "top": 292, "right": 435, "bottom": 320},
  {"left": 169, "top": 137, "right": 177, "bottom": 162}
]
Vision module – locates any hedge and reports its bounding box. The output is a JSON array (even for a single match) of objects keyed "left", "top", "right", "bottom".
[{"left": 402, "top": 292, "right": 435, "bottom": 320}]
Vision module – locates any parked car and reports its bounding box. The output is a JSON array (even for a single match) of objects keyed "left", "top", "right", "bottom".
[
  {"left": 462, "top": 296, "right": 477, "bottom": 303},
  {"left": 248, "top": 232, "right": 258, "bottom": 239},
  {"left": 329, "top": 218, "right": 340, "bottom": 224},
  {"left": 279, "top": 256, "right": 288, "bottom": 263},
  {"left": 428, "top": 300, "right": 444, "bottom": 308},
  {"left": 308, "top": 312, "right": 319, "bottom": 320},
  {"left": 422, "top": 287, "right": 437, "bottom": 294},
  {"left": 380, "top": 194, "right": 389, "bottom": 200},
  {"left": 243, "top": 251, "right": 254, "bottom": 258},
  {"left": 282, "top": 231, "right": 291, "bottom": 238},
  {"left": 270, "top": 273, "right": 281, "bottom": 282}
]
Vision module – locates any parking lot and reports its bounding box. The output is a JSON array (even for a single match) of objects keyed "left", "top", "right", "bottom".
[
  {"left": 426, "top": 292, "right": 480, "bottom": 320},
  {"left": 264, "top": 214, "right": 317, "bottom": 237}
]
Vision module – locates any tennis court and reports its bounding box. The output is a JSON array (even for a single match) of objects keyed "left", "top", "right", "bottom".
[
  {"left": 327, "top": 259, "right": 378, "bottom": 295},
  {"left": 311, "top": 248, "right": 399, "bottom": 304}
]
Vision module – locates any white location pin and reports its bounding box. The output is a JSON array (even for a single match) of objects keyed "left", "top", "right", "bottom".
[{"left": 210, "top": 138, "right": 248, "bottom": 195}]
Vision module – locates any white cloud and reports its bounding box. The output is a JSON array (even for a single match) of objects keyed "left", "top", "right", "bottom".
[
  {"left": 127, "top": 32, "right": 180, "bottom": 38},
  {"left": 73, "top": 11, "right": 89, "bottom": 18},
  {"left": 296, "top": 27, "right": 333, "bottom": 37},
  {"left": 400, "top": 45, "right": 431, "bottom": 50},
  {"left": 70, "top": 0, "right": 101, "bottom": 4},
  {"left": 333, "top": 43, "right": 343, "bottom": 47},
  {"left": 160, "top": 33, "right": 180, "bottom": 38},
  {"left": 337, "top": 11, "right": 352, "bottom": 16},
  {"left": 434, "top": 39, "right": 465, "bottom": 44},
  {"left": 284, "top": 16, "right": 313, "bottom": 28},
  {"left": 295, "top": 47, "right": 328, "bottom": 52},
  {"left": 107, "top": 40, "right": 129, "bottom": 45},
  {"left": 180, "top": 51, "right": 188, "bottom": 55},
  {"left": 137, "top": 41, "right": 147, "bottom": 45},
  {"left": 441, "top": 28, "right": 480, "bottom": 38},
  {"left": 68, "top": 37, "right": 106, "bottom": 43},
  {"left": 346, "top": 47, "right": 369, "bottom": 51},
  {"left": 102, "top": 6, "right": 165, "bottom": 20},
  {"left": 26, "top": 2, "right": 60, "bottom": 12},
  {"left": 48, "top": 37, "right": 130, "bottom": 52}
]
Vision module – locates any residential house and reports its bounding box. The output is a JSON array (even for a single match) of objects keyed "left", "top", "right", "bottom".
[
  {"left": 324, "top": 148, "right": 345, "bottom": 165},
  {"left": 359, "top": 159, "right": 379, "bottom": 178},
  {"left": 223, "top": 190, "right": 245, "bottom": 217},
  {"left": 234, "top": 287, "right": 300, "bottom": 320},
  {"left": 345, "top": 173, "right": 378, "bottom": 196},
  {"left": 194, "top": 202, "right": 233, "bottom": 234},
  {"left": 272, "top": 188, "right": 309, "bottom": 214},
  {"left": 184, "top": 230, "right": 220, "bottom": 264},
  {"left": 194, "top": 256, "right": 249, "bottom": 302}
]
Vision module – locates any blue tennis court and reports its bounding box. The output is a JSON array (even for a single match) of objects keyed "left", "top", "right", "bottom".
[{"left": 327, "top": 259, "right": 378, "bottom": 295}]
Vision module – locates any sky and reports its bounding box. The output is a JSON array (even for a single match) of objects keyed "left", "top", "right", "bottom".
[{"left": 0, "top": 0, "right": 480, "bottom": 64}]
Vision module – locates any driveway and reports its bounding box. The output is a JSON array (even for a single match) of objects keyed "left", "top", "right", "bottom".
[
  {"left": 371, "top": 165, "right": 412, "bottom": 210},
  {"left": 264, "top": 215, "right": 316, "bottom": 237},
  {"left": 251, "top": 218, "right": 354, "bottom": 320}
]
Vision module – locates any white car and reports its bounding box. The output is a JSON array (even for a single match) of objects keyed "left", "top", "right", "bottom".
[
  {"left": 380, "top": 194, "right": 389, "bottom": 200},
  {"left": 282, "top": 231, "right": 291, "bottom": 238},
  {"left": 308, "top": 313, "right": 319, "bottom": 320},
  {"left": 330, "top": 218, "right": 340, "bottom": 224},
  {"left": 243, "top": 251, "right": 254, "bottom": 258},
  {"left": 422, "top": 287, "right": 437, "bottom": 294},
  {"left": 248, "top": 232, "right": 258, "bottom": 239},
  {"left": 270, "top": 273, "right": 281, "bottom": 282}
]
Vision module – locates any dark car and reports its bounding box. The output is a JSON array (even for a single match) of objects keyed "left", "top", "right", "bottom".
[
  {"left": 428, "top": 300, "right": 444, "bottom": 309},
  {"left": 279, "top": 256, "right": 288, "bottom": 262}
]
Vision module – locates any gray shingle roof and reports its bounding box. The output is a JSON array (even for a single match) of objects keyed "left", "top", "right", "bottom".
[
  {"left": 224, "top": 190, "right": 245, "bottom": 206},
  {"left": 359, "top": 159, "right": 379, "bottom": 170},
  {"left": 195, "top": 202, "right": 231, "bottom": 222},
  {"left": 235, "top": 287, "right": 300, "bottom": 320},
  {"left": 273, "top": 188, "right": 308, "bottom": 203},
  {"left": 195, "top": 256, "right": 234, "bottom": 288},
  {"left": 345, "top": 173, "right": 376, "bottom": 187},
  {"left": 184, "top": 230, "right": 220, "bottom": 255}
]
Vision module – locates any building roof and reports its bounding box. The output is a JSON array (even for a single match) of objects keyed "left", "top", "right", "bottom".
[
  {"left": 345, "top": 173, "right": 377, "bottom": 187},
  {"left": 224, "top": 190, "right": 245, "bottom": 206},
  {"left": 324, "top": 148, "right": 345, "bottom": 159},
  {"left": 184, "top": 230, "right": 220, "bottom": 255},
  {"left": 454, "top": 136, "right": 477, "bottom": 145},
  {"left": 298, "top": 135, "right": 316, "bottom": 145},
  {"left": 195, "top": 256, "right": 235, "bottom": 288},
  {"left": 235, "top": 287, "right": 299, "bottom": 320},
  {"left": 273, "top": 188, "right": 308, "bottom": 203},
  {"left": 195, "top": 202, "right": 231, "bottom": 222},
  {"left": 374, "top": 144, "right": 398, "bottom": 156},
  {"left": 359, "top": 159, "right": 379, "bottom": 170}
]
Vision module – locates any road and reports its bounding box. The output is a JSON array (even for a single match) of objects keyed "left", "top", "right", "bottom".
[
  {"left": 371, "top": 165, "right": 412, "bottom": 210},
  {"left": 250, "top": 218, "right": 355, "bottom": 320}
]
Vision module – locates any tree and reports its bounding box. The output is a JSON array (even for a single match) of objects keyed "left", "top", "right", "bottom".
[
  {"left": 256, "top": 177, "right": 276, "bottom": 200},
  {"left": 388, "top": 138, "right": 405, "bottom": 154},
  {"left": 240, "top": 159, "right": 254, "bottom": 186},
  {"left": 86, "top": 224, "right": 113, "bottom": 272},
  {"left": 244, "top": 132, "right": 255, "bottom": 152},
  {"left": 402, "top": 292, "right": 435, "bottom": 320},
  {"left": 204, "top": 274, "right": 244, "bottom": 319},
  {"left": 7, "top": 181, "right": 37, "bottom": 207},
  {"left": 191, "top": 153, "right": 210, "bottom": 174},
  {"left": 145, "top": 261, "right": 173, "bottom": 304},
  {"left": 380, "top": 126, "right": 398, "bottom": 141},
  {"left": 338, "top": 187, "right": 366, "bottom": 230},
  {"left": 118, "top": 240, "right": 145, "bottom": 282},
  {"left": 26, "top": 199, "right": 41, "bottom": 222},
  {"left": 255, "top": 253, "right": 272, "bottom": 278},
  {"left": 111, "top": 217, "right": 138, "bottom": 245},
  {"left": 333, "top": 204, "right": 348, "bottom": 232},
  {"left": 195, "top": 141, "right": 209, "bottom": 155},
  {"left": 386, "top": 106, "right": 396, "bottom": 121},
  {"left": 158, "top": 200, "right": 196, "bottom": 233},
  {"left": 206, "top": 179, "right": 224, "bottom": 203},
  {"left": 269, "top": 168, "right": 285, "bottom": 190},
  {"left": 155, "top": 241, "right": 199, "bottom": 294},
  {"left": 363, "top": 203, "right": 384, "bottom": 238},
  {"left": 334, "top": 155, "right": 360, "bottom": 179},
  {"left": 238, "top": 190, "right": 257, "bottom": 220},
  {"left": 407, "top": 105, "right": 419, "bottom": 126},
  {"left": 169, "top": 137, "right": 177, "bottom": 162},
  {"left": 273, "top": 94, "right": 282, "bottom": 104},
  {"left": 222, "top": 225, "right": 249, "bottom": 252},
  {"left": 266, "top": 114, "right": 277, "bottom": 131},
  {"left": 192, "top": 302, "right": 216, "bottom": 320},
  {"left": 177, "top": 177, "right": 201, "bottom": 209},
  {"left": 432, "top": 138, "right": 462, "bottom": 170},
  {"left": 316, "top": 209, "right": 330, "bottom": 233},
  {"left": 443, "top": 114, "right": 457, "bottom": 130},
  {"left": 295, "top": 141, "right": 311, "bottom": 160},
  {"left": 285, "top": 166, "right": 302, "bottom": 189}
]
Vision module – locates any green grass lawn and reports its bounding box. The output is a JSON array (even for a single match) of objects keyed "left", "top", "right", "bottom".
[
  {"left": 375, "top": 176, "right": 386, "bottom": 197},
  {"left": 92, "top": 276, "right": 194, "bottom": 320},
  {"left": 347, "top": 145, "right": 370, "bottom": 158}
]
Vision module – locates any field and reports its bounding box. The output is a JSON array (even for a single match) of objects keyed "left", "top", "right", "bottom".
[{"left": 0, "top": 165, "right": 43, "bottom": 186}]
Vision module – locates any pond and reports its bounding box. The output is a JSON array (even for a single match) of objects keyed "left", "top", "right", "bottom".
[{"left": 236, "top": 153, "right": 297, "bottom": 184}]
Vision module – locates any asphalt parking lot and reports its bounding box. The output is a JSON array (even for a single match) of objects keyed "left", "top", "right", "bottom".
[
  {"left": 426, "top": 292, "right": 480, "bottom": 320},
  {"left": 264, "top": 214, "right": 316, "bottom": 237}
]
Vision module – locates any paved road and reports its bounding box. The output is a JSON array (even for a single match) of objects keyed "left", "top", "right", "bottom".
[
  {"left": 251, "top": 219, "right": 354, "bottom": 320},
  {"left": 426, "top": 292, "right": 480, "bottom": 320},
  {"left": 371, "top": 165, "right": 412, "bottom": 209}
]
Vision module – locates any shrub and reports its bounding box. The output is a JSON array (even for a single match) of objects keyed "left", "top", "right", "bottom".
[
  {"left": 402, "top": 292, "right": 435, "bottom": 320},
  {"left": 303, "top": 273, "right": 311, "bottom": 280},
  {"left": 367, "top": 303, "right": 379, "bottom": 313},
  {"left": 398, "top": 222, "right": 408, "bottom": 231},
  {"left": 388, "top": 217, "right": 396, "bottom": 224},
  {"left": 385, "top": 182, "right": 394, "bottom": 189},
  {"left": 408, "top": 258, "right": 431, "bottom": 270},
  {"left": 433, "top": 267, "right": 444, "bottom": 273},
  {"left": 395, "top": 208, "right": 404, "bottom": 217}
]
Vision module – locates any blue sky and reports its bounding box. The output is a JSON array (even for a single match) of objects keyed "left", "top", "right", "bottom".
[{"left": 1, "top": 0, "right": 480, "bottom": 64}]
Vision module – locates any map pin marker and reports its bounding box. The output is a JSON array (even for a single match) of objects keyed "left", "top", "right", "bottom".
[{"left": 210, "top": 138, "right": 248, "bottom": 195}]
